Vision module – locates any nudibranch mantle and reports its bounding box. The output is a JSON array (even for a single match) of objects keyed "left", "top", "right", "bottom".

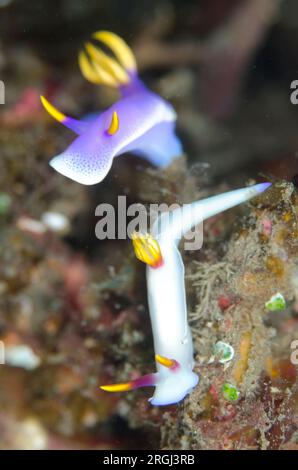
[
  {"left": 101, "top": 183, "right": 271, "bottom": 406},
  {"left": 41, "top": 31, "right": 182, "bottom": 185}
]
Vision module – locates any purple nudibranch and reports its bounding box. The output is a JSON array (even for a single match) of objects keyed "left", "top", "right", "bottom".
[{"left": 41, "top": 31, "right": 182, "bottom": 185}]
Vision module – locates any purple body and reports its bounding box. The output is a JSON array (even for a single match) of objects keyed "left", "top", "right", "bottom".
[{"left": 49, "top": 79, "right": 182, "bottom": 185}]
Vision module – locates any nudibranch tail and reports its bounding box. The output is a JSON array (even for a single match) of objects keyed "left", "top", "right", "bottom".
[
  {"left": 131, "top": 232, "right": 163, "bottom": 268},
  {"left": 255, "top": 182, "right": 272, "bottom": 192},
  {"left": 79, "top": 31, "right": 136, "bottom": 89},
  {"left": 153, "top": 182, "right": 272, "bottom": 242},
  {"left": 191, "top": 182, "right": 272, "bottom": 231}
]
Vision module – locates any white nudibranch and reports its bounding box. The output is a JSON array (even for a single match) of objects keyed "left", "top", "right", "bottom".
[{"left": 100, "top": 182, "right": 271, "bottom": 405}]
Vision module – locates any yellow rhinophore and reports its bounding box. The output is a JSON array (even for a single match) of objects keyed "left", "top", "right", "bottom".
[
  {"left": 100, "top": 382, "right": 132, "bottom": 392},
  {"left": 132, "top": 232, "right": 163, "bottom": 269},
  {"left": 107, "top": 111, "right": 119, "bottom": 135},
  {"left": 40, "top": 95, "right": 65, "bottom": 123},
  {"left": 155, "top": 354, "right": 177, "bottom": 369}
]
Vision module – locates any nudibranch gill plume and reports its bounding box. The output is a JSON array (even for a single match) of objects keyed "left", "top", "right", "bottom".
[
  {"left": 100, "top": 182, "right": 272, "bottom": 406},
  {"left": 41, "top": 31, "right": 182, "bottom": 185}
]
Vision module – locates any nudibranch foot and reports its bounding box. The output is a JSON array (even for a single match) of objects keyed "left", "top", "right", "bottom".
[
  {"left": 149, "top": 369, "right": 199, "bottom": 406},
  {"left": 127, "top": 121, "right": 182, "bottom": 168},
  {"left": 152, "top": 354, "right": 199, "bottom": 406}
]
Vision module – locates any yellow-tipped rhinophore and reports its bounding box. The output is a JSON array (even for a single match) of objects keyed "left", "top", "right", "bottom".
[
  {"left": 40, "top": 95, "right": 65, "bottom": 123},
  {"left": 107, "top": 111, "right": 119, "bottom": 135},
  {"left": 93, "top": 30, "right": 137, "bottom": 73},
  {"left": 85, "top": 42, "right": 129, "bottom": 85},
  {"left": 100, "top": 382, "right": 132, "bottom": 392},
  {"left": 155, "top": 354, "right": 177, "bottom": 369},
  {"left": 132, "top": 232, "right": 163, "bottom": 269}
]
